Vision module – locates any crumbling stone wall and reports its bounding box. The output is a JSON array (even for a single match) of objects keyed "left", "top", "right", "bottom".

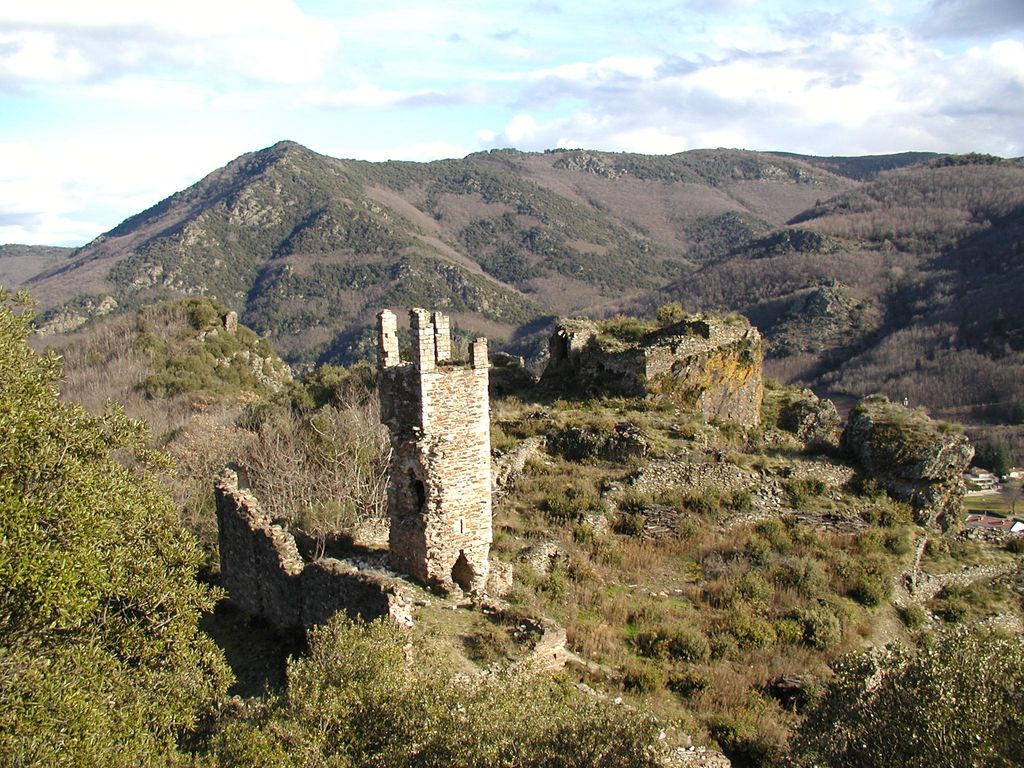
[
  {"left": 543, "top": 314, "right": 764, "bottom": 426},
  {"left": 377, "top": 308, "right": 493, "bottom": 593},
  {"left": 215, "top": 469, "right": 411, "bottom": 628}
]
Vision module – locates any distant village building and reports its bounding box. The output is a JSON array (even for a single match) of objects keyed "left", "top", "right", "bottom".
[
  {"left": 965, "top": 513, "right": 1024, "bottom": 534},
  {"left": 963, "top": 467, "right": 1000, "bottom": 495}
]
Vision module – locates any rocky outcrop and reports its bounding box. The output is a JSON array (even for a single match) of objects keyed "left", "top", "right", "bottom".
[
  {"left": 841, "top": 396, "right": 974, "bottom": 529},
  {"left": 543, "top": 314, "right": 763, "bottom": 427},
  {"left": 779, "top": 389, "right": 841, "bottom": 452},
  {"left": 547, "top": 422, "right": 651, "bottom": 462},
  {"left": 215, "top": 468, "right": 413, "bottom": 628},
  {"left": 516, "top": 541, "right": 566, "bottom": 576},
  {"left": 37, "top": 295, "right": 118, "bottom": 336}
]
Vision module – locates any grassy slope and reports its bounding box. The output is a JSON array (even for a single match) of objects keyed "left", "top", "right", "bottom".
[{"left": 43, "top": 294, "right": 1023, "bottom": 766}]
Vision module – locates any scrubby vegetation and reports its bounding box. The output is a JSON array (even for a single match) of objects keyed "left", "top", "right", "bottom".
[
  {"left": 9, "top": 285, "right": 1024, "bottom": 766},
  {"left": 792, "top": 626, "right": 1024, "bottom": 767},
  {"left": 212, "top": 615, "right": 664, "bottom": 768}
]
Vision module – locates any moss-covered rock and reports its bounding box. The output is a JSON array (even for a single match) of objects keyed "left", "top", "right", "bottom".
[{"left": 841, "top": 396, "right": 973, "bottom": 529}]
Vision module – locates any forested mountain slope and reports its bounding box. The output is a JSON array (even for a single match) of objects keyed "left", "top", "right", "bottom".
[
  {"left": 632, "top": 156, "right": 1024, "bottom": 441},
  {"left": 21, "top": 141, "right": 860, "bottom": 364}
]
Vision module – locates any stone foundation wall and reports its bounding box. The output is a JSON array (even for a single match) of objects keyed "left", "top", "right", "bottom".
[{"left": 215, "top": 469, "right": 411, "bottom": 628}]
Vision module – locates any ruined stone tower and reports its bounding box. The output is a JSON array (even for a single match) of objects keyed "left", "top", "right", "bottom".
[{"left": 377, "top": 308, "right": 492, "bottom": 593}]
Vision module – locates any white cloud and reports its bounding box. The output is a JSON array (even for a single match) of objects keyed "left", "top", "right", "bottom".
[
  {"left": 504, "top": 114, "right": 539, "bottom": 144},
  {"left": 478, "top": 20, "right": 1024, "bottom": 157},
  {"left": 0, "top": 1, "right": 338, "bottom": 86},
  {"left": 0, "top": 133, "right": 250, "bottom": 246},
  {"left": 303, "top": 82, "right": 488, "bottom": 110},
  {"left": 918, "top": 0, "right": 1024, "bottom": 39}
]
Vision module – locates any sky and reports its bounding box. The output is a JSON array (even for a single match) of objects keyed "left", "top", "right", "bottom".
[{"left": 1, "top": 0, "right": 1023, "bottom": 247}]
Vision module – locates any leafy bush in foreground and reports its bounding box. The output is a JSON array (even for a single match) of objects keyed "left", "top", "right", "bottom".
[
  {"left": 0, "top": 290, "right": 231, "bottom": 765},
  {"left": 792, "top": 626, "right": 1024, "bottom": 767},
  {"left": 213, "top": 615, "right": 664, "bottom": 768}
]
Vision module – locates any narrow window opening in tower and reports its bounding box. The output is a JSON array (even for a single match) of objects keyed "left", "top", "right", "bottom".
[
  {"left": 413, "top": 478, "right": 426, "bottom": 512},
  {"left": 451, "top": 550, "right": 474, "bottom": 591},
  {"left": 553, "top": 334, "right": 568, "bottom": 364}
]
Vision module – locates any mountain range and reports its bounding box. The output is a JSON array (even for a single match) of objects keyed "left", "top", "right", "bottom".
[{"left": 9, "top": 141, "right": 1024, "bottom": 446}]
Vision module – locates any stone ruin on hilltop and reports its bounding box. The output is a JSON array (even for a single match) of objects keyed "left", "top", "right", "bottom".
[
  {"left": 543, "top": 314, "right": 764, "bottom": 427},
  {"left": 214, "top": 308, "right": 771, "bottom": 632},
  {"left": 376, "top": 308, "right": 495, "bottom": 594},
  {"left": 214, "top": 307, "right": 504, "bottom": 630}
]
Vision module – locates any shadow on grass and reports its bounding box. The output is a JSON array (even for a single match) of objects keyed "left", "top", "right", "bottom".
[{"left": 201, "top": 600, "right": 307, "bottom": 698}]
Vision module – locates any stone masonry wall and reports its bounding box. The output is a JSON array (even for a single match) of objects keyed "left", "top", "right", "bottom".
[
  {"left": 378, "top": 308, "right": 493, "bottom": 593},
  {"left": 643, "top": 322, "right": 763, "bottom": 426},
  {"left": 543, "top": 315, "right": 764, "bottom": 427},
  {"left": 215, "top": 468, "right": 411, "bottom": 628}
]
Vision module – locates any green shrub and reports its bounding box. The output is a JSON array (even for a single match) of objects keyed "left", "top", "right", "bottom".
[
  {"left": 1007, "top": 537, "right": 1024, "bottom": 554},
  {"left": 883, "top": 529, "right": 913, "bottom": 555},
  {"left": 774, "top": 618, "right": 805, "bottom": 645},
  {"left": 728, "top": 490, "right": 753, "bottom": 514},
  {"left": 848, "top": 575, "right": 886, "bottom": 607},
  {"left": 898, "top": 604, "right": 928, "bottom": 630},
  {"left": 708, "top": 708, "right": 786, "bottom": 767},
  {"left": 463, "top": 624, "right": 515, "bottom": 664},
  {"left": 634, "top": 624, "right": 711, "bottom": 664},
  {"left": 773, "top": 556, "right": 829, "bottom": 598},
  {"left": 683, "top": 491, "right": 722, "bottom": 518},
  {"left": 744, "top": 535, "right": 771, "bottom": 566},
  {"left": 786, "top": 477, "right": 828, "bottom": 508},
  {"left": 675, "top": 515, "right": 701, "bottom": 540},
  {"left": 613, "top": 511, "right": 647, "bottom": 537},
  {"left": 728, "top": 610, "right": 778, "bottom": 650},
  {"left": 545, "top": 483, "right": 600, "bottom": 523},
  {"left": 656, "top": 302, "right": 686, "bottom": 325},
  {"left": 666, "top": 668, "right": 712, "bottom": 698},
  {"left": 597, "top": 314, "right": 656, "bottom": 343},
  {"left": 934, "top": 596, "right": 969, "bottom": 623},
  {"left": 735, "top": 570, "right": 774, "bottom": 606},
  {"left": 800, "top": 607, "right": 842, "bottom": 650},
  {"left": 622, "top": 660, "right": 664, "bottom": 694},
  {"left": 709, "top": 633, "right": 739, "bottom": 660},
  {"left": 755, "top": 518, "right": 792, "bottom": 550}
]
